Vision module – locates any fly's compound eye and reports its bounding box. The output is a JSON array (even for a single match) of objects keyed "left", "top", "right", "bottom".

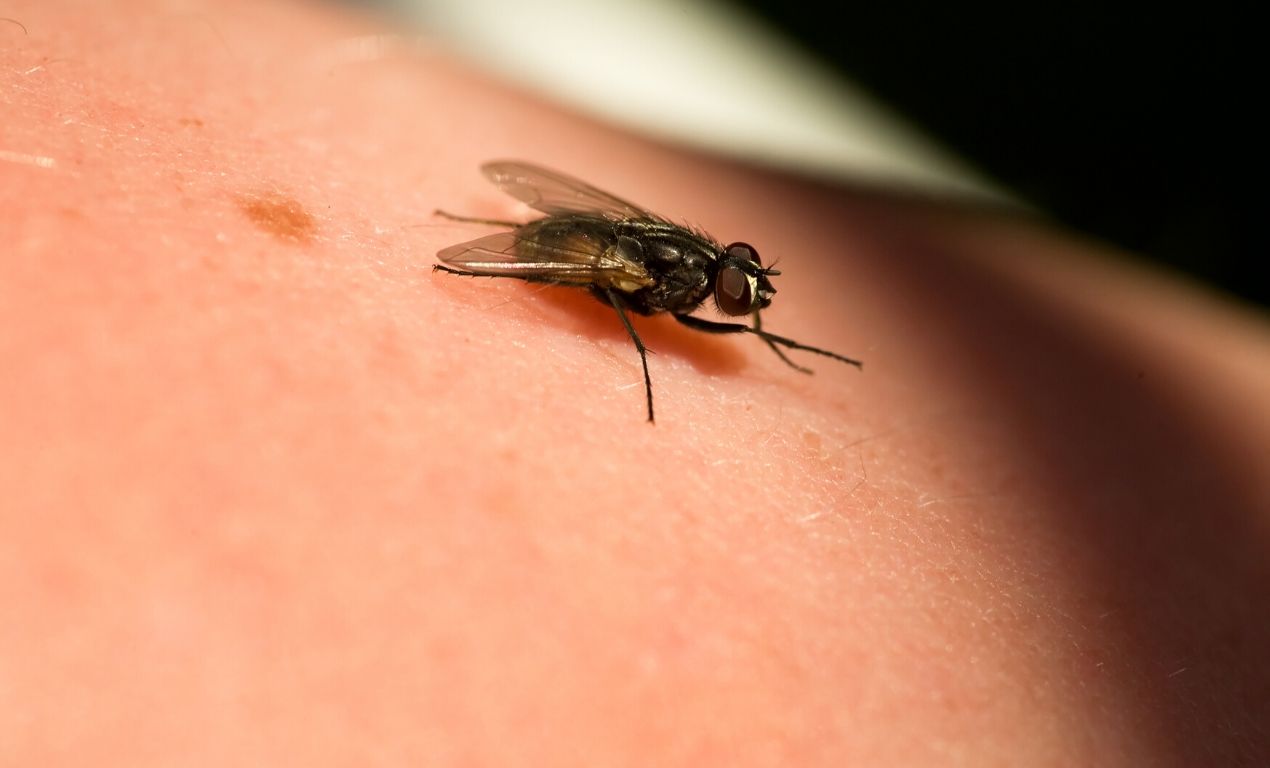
[
  {"left": 724, "top": 242, "right": 760, "bottom": 265},
  {"left": 715, "top": 264, "right": 756, "bottom": 316}
]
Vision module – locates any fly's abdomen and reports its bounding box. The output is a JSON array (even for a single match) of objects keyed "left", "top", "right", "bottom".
[
  {"left": 515, "top": 216, "right": 654, "bottom": 291},
  {"left": 516, "top": 217, "right": 609, "bottom": 263}
]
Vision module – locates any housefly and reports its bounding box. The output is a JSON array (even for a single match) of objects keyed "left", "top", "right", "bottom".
[{"left": 433, "top": 161, "right": 862, "bottom": 423}]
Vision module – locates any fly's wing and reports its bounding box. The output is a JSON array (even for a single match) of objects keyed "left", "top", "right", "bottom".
[
  {"left": 482, "top": 161, "right": 654, "bottom": 221},
  {"left": 436, "top": 231, "right": 653, "bottom": 288}
]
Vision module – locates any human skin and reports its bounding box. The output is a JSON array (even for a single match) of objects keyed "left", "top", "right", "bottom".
[{"left": 3, "top": 0, "right": 1269, "bottom": 765}]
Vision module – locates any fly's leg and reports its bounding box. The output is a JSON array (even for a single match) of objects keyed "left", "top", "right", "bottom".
[
  {"left": 674, "top": 314, "right": 862, "bottom": 370},
  {"left": 753, "top": 312, "right": 813, "bottom": 374},
  {"left": 605, "top": 289, "right": 655, "bottom": 423},
  {"left": 433, "top": 209, "right": 521, "bottom": 228},
  {"left": 432, "top": 265, "right": 565, "bottom": 286},
  {"left": 433, "top": 264, "right": 492, "bottom": 278}
]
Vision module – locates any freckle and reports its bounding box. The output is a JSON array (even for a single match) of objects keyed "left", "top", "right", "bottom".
[
  {"left": 178, "top": 117, "right": 204, "bottom": 127},
  {"left": 237, "top": 192, "right": 316, "bottom": 245},
  {"left": 802, "top": 430, "right": 822, "bottom": 452}
]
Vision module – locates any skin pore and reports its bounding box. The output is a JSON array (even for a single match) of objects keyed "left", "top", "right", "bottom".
[{"left": 3, "top": 0, "right": 1269, "bottom": 765}]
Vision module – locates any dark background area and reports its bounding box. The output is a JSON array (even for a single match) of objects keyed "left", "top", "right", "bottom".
[{"left": 738, "top": 4, "right": 1262, "bottom": 306}]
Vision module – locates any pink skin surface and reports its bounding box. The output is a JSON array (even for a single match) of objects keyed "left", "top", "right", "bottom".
[{"left": 3, "top": 1, "right": 1270, "bottom": 765}]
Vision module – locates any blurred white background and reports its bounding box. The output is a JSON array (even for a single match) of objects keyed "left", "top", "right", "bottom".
[{"left": 351, "top": 0, "right": 1010, "bottom": 204}]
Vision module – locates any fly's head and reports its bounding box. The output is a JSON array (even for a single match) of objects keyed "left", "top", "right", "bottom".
[{"left": 714, "top": 242, "right": 779, "bottom": 317}]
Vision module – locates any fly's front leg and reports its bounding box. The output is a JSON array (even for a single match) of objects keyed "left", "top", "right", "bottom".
[
  {"left": 753, "top": 312, "right": 813, "bottom": 374},
  {"left": 605, "top": 289, "right": 655, "bottom": 423},
  {"left": 674, "top": 313, "right": 863, "bottom": 370}
]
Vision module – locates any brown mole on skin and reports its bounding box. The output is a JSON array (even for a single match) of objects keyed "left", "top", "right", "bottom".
[{"left": 237, "top": 193, "right": 316, "bottom": 244}]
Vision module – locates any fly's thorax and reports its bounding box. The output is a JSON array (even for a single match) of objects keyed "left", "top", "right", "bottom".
[
  {"left": 613, "top": 220, "right": 718, "bottom": 264},
  {"left": 611, "top": 221, "right": 719, "bottom": 314}
]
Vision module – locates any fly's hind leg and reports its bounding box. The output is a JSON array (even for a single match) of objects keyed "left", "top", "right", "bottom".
[
  {"left": 433, "top": 209, "right": 521, "bottom": 228},
  {"left": 604, "top": 289, "right": 655, "bottom": 424},
  {"left": 432, "top": 265, "right": 564, "bottom": 287},
  {"left": 432, "top": 264, "right": 490, "bottom": 278}
]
